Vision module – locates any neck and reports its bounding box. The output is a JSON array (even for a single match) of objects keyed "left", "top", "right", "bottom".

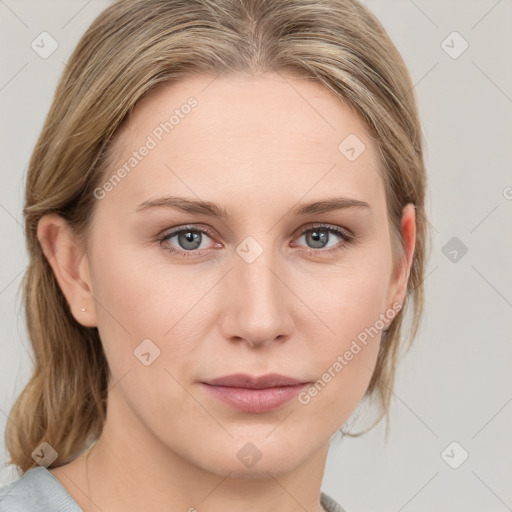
[{"left": 76, "top": 391, "right": 331, "bottom": 512}]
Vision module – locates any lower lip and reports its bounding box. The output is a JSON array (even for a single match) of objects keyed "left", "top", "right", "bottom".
[{"left": 200, "top": 383, "right": 309, "bottom": 413}]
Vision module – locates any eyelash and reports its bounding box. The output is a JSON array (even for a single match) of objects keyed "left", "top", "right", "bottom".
[{"left": 157, "top": 224, "right": 355, "bottom": 259}]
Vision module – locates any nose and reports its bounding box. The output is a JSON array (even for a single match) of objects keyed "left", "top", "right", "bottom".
[{"left": 219, "top": 246, "right": 294, "bottom": 349}]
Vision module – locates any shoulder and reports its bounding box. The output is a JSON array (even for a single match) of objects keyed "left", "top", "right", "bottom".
[
  {"left": 0, "top": 467, "right": 82, "bottom": 512},
  {"left": 321, "top": 490, "right": 350, "bottom": 512}
]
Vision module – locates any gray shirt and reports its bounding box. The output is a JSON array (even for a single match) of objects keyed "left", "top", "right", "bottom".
[{"left": 0, "top": 466, "right": 347, "bottom": 511}]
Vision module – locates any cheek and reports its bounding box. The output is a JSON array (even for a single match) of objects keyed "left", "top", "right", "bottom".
[
  {"left": 293, "top": 251, "right": 392, "bottom": 417},
  {"left": 295, "top": 242, "right": 391, "bottom": 343},
  {"left": 89, "top": 229, "right": 182, "bottom": 331},
  {"left": 88, "top": 235, "right": 214, "bottom": 387},
  {"left": 87, "top": 245, "right": 197, "bottom": 429},
  {"left": 86, "top": 232, "right": 164, "bottom": 364}
]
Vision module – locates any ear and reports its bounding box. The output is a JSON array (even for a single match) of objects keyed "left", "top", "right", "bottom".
[
  {"left": 385, "top": 203, "right": 416, "bottom": 316},
  {"left": 37, "top": 214, "right": 97, "bottom": 327}
]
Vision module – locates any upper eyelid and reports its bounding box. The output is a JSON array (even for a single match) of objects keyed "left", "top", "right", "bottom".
[{"left": 160, "top": 224, "right": 216, "bottom": 240}]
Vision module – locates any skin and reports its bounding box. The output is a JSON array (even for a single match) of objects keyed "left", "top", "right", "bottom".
[{"left": 40, "top": 72, "right": 415, "bottom": 512}]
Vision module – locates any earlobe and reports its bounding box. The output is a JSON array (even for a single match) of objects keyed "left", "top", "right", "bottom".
[{"left": 37, "top": 214, "right": 97, "bottom": 327}]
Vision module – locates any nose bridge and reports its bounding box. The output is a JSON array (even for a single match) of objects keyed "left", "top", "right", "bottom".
[{"left": 222, "top": 237, "right": 292, "bottom": 346}]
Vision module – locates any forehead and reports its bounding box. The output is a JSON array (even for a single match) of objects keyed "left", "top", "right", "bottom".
[{"left": 102, "top": 72, "right": 385, "bottom": 214}]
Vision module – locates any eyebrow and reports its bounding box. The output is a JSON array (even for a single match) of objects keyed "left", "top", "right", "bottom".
[{"left": 135, "top": 195, "right": 371, "bottom": 218}]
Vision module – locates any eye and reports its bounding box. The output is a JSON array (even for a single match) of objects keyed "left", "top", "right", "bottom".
[
  {"left": 159, "top": 226, "right": 217, "bottom": 259},
  {"left": 293, "top": 224, "right": 354, "bottom": 254},
  {"left": 158, "top": 223, "right": 355, "bottom": 259}
]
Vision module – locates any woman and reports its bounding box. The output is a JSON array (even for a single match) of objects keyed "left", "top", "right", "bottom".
[{"left": 0, "top": 0, "right": 429, "bottom": 510}]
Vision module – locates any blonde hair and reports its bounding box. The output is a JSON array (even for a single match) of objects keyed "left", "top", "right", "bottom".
[{"left": 6, "top": 0, "right": 430, "bottom": 473}]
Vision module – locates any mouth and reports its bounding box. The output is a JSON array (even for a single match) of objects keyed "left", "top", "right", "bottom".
[{"left": 200, "top": 373, "right": 310, "bottom": 413}]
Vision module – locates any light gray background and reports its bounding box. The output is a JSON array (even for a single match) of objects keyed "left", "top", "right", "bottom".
[{"left": 1, "top": 1, "right": 511, "bottom": 511}]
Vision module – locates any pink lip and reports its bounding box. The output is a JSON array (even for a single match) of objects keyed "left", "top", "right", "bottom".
[{"left": 200, "top": 373, "right": 310, "bottom": 413}]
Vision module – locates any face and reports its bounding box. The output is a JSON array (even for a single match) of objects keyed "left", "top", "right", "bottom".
[{"left": 51, "top": 72, "right": 413, "bottom": 478}]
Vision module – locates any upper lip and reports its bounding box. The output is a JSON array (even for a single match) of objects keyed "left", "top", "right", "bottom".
[{"left": 202, "top": 373, "right": 308, "bottom": 389}]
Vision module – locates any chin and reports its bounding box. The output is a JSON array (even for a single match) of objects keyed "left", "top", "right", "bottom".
[
  {"left": 189, "top": 435, "right": 309, "bottom": 480},
  {"left": 204, "top": 453, "right": 302, "bottom": 480}
]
